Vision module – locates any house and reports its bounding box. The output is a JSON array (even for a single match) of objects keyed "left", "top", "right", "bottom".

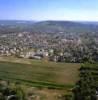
[{"left": 31, "top": 55, "right": 42, "bottom": 60}]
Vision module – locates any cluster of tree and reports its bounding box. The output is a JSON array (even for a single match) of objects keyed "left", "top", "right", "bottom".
[
  {"left": 0, "top": 81, "right": 24, "bottom": 100},
  {"left": 73, "top": 65, "right": 97, "bottom": 100}
]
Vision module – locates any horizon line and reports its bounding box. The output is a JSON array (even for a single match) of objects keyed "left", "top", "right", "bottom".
[{"left": 0, "top": 19, "right": 98, "bottom": 22}]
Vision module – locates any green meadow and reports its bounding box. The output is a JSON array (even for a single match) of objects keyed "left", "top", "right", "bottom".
[{"left": 0, "top": 57, "right": 80, "bottom": 89}]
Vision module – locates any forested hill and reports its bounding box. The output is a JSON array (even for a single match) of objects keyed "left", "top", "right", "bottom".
[
  {"left": 0, "top": 20, "right": 98, "bottom": 34},
  {"left": 32, "top": 21, "right": 98, "bottom": 33}
]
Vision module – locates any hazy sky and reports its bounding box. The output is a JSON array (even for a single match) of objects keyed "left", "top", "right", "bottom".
[{"left": 0, "top": 0, "right": 98, "bottom": 21}]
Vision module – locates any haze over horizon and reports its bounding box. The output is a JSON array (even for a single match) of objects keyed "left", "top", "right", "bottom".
[{"left": 0, "top": 0, "right": 98, "bottom": 21}]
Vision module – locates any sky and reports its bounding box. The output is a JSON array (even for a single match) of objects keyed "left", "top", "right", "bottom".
[{"left": 0, "top": 0, "right": 98, "bottom": 21}]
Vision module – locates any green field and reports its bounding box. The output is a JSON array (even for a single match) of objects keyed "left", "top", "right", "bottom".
[{"left": 0, "top": 57, "right": 80, "bottom": 89}]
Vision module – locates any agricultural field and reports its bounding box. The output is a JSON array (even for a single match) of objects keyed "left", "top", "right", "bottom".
[
  {"left": 0, "top": 57, "right": 80, "bottom": 100},
  {"left": 0, "top": 57, "right": 80, "bottom": 88}
]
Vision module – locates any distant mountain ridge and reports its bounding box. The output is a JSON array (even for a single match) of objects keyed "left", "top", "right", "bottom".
[
  {"left": 0, "top": 20, "right": 98, "bottom": 34},
  {"left": 0, "top": 20, "right": 36, "bottom": 25},
  {"left": 31, "top": 20, "right": 98, "bottom": 33}
]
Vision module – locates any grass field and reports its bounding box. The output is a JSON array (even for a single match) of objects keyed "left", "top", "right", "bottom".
[{"left": 0, "top": 57, "right": 80, "bottom": 89}]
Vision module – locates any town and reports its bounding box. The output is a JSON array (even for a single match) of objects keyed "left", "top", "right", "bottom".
[{"left": 0, "top": 29, "right": 98, "bottom": 63}]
